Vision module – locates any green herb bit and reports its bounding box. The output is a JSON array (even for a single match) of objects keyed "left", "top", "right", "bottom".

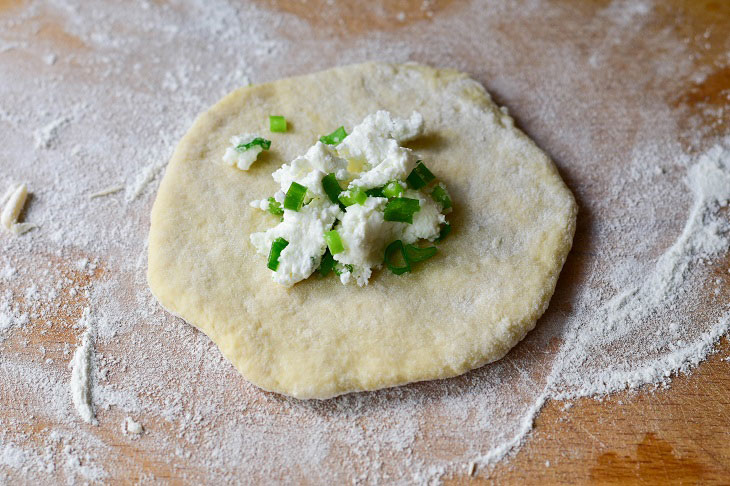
[
  {"left": 382, "top": 180, "right": 404, "bottom": 198},
  {"left": 338, "top": 187, "right": 367, "bottom": 207},
  {"left": 318, "top": 249, "right": 335, "bottom": 277},
  {"left": 434, "top": 223, "right": 451, "bottom": 243},
  {"left": 405, "top": 161, "right": 435, "bottom": 189},
  {"left": 283, "top": 182, "right": 307, "bottom": 211},
  {"left": 320, "top": 126, "right": 347, "bottom": 145},
  {"left": 324, "top": 229, "right": 345, "bottom": 255},
  {"left": 267, "top": 237, "right": 289, "bottom": 271},
  {"left": 321, "top": 173, "right": 343, "bottom": 205},
  {"left": 236, "top": 137, "right": 271, "bottom": 152},
  {"left": 365, "top": 187, "right": 385, "bottom": 198},
  {"left": 269, "top": 115, "right": 287, "bottom": 133},
  {"left": 431, "top": 184, "right": 452, "bottom": 210},
  {"left": 267, "top": 197, "right": 284, "bottom": 216},
  {"left": 383, "top": 197, "right": 420, "bottom": 224},
  {"left": 384, "top": 240, "right": 410, "bottom": 275},
  {"left": 404, "top": 244, "right": 437, "bottom": 263}
]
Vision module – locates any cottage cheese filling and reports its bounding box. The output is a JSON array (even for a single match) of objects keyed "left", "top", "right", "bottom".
[{"left": 249, "top": 111, "right": 450, "bottom": 287}]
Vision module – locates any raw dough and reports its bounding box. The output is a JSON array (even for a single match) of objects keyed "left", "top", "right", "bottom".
[{"left": 147, "top": 62, "right": 577, "bottom": 399}]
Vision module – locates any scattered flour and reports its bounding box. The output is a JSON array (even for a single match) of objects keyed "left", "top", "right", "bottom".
[
  {"left": 33, "top": 117, "right": 70, "bottom": 150},
  {"left": 123, "top": 417, "right": 144, "bottom": 437},
  {"left": 89, "top": 185, "right": 125, "bottom": 199},
  {"left": 125, "top": 159, "right": 169, "bottom": 202},
  {"left": 69, "top": 309, "right": 97, "bottom": 425},
  {"left": 0, "top": 0, "right": 728, "bottom": 484}
]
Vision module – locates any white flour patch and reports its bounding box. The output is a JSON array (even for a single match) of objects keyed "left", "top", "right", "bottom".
[
  {"left": 123, "top": 417, "right": 144, "bottom": 437},
  {"left": 125, "top": 159, "right": 169, "bottom": 202},
  {"left": 33, "top": 117, "right": 70, "bottom": 150},
  {"left": 69, "top": 309, "right": 97, "bottom": 425}
]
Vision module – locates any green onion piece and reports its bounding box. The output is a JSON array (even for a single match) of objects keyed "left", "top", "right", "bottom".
[
  {"left": 321, "top": 173, "right": 343, "bottom": 205},
  {"left": 283, "top": 182, "right": 307, "bottom": 211},
  {"left": 384, "top": 240, "right": 410, "bottom": 275},
  {"left": 382, "top": 180, "right": 404, "bottom": 198},
  {"left": 415, "top": 162, "right": 436, "bottom": 184},
  {"left": 404, "top": 244, "right": 437, "bottom": 263},
  {"left": 405, "top": 161, "right": 435, "bottom": 189},
  {"left": 269, "top": 116, "right": 287, "bottom": 133},
  {"left": 431, "top": 185, "right": 452, "bottom": 209},
  {"left": 365, "top": 187, "right": 384, "bottom": 198},
  {"left": 318, "top": 249, "right": 335, "bottom": 277},
  {"left": 434, "top": 223, "right": 451, "bottom": 243},
  {"left": 267, "top": 237, "right": 289, "bottom": 271},
  {"left": 383, "top": 197, "right": 420, "bottom": 223},
  {"left": 338, "top": 187, "right": 367, "bottom": 207},
  {"left": 324, "top": 229, "right": 345, "bottom": 255},
  {"left": 267, "top": 197, "right": 284, "bottom": 216},
  {"left": 236, "top": 137, "right": 271, "bottom": 152},
  {"left": 320, "top": 126, "right": 347, "bottom": 145}
]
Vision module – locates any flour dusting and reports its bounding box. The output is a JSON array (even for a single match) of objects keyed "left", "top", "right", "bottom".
[
  {"left": 0, "top": 0, "right": 728, "bottom": 484},
  {"left": 69, "top": 309, "right": 96, "bottom": 425}
]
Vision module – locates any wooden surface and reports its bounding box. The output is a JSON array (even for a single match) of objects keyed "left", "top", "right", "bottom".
[
  {"left": 451, "top": 338, "right": 730, "bottom": 484},
  {"left": 1, "top": 0, "right": 729, "bottom": 484}
]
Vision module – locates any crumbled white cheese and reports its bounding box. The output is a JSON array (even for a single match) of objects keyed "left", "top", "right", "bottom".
[
  {"left": 250, "top": 199, "right": 341, "bottom": 286},
  {"left": 337, "top": 111, "right": 424, "bottom": 190},
  {"left": 222, "top": 134, "right": 266, "bottom": 170},
  {"left": 250, "top": 110, "right": 446, "bottom": 287},
  {"left": 332, "top": 190, "right": 443, "bottom": 286},
  {"left": 249, "top": 199, "right": 270, "bottom": 211},
  {"left": 272, "top": 142, "right": 349, "bottom": 197},
  {"left": 399, "top": 189, "right": 446, "bottom": 243},
  {"left": 333, "top": 198, "right": 398, "bottom": 285}
]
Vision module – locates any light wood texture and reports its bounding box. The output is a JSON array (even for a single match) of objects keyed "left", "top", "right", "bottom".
[{"left": 1, "top": 0, "right": 729, "bottom": 483}]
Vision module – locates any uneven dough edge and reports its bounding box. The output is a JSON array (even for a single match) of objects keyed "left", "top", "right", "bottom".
[{"left": 148, "top": 62, "right": 577, "bottom": 399}]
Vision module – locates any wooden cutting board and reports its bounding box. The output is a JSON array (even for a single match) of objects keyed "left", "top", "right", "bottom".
[{"left": 1, "top": 0, "right": 728, "bottom": 483}]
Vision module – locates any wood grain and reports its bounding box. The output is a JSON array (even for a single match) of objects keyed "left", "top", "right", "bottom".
[{"left": 447, "top": 338, "right": 730, "bottom": 484}]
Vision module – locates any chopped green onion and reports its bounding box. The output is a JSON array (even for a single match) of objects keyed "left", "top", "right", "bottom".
[
  {"left": 383, "top": 197, "right": 420, "bottom": 223},
  {"left": 267, "top": 197, "right": 284, "bottom": 216},
  {"left": 320, "top": 126, "right": 347, "bottom": 145},
  {"left": 236, "top": 137, "right": 271, "bottom": 152},
  {"left": 384, "top": 240, "right": 410, "bottom": 275},
  {"left": 267, "top": 237, "right": 289, "bottom": 271},
  {"left": 365, "top": 187, "right": 385, "bottom": 198},
  {"left": 318, "top": 249, "right": 335, "bottom": 277},
  {"left": 333, "top": 263, "right": 354, "bottom": 276},
  {"left": 415, "top": 162, "right": 435, "bottom": 184},
  {"left": 269, "top": 116, "right": 287, "bottom": 133},
  {"left": 283, "top": 182, "right": 307, "bottom": 211},
  {"left": 324, "top": 229, "right": 345, "bottom": 255},
  {"left": 404, "top": 244, "right": 437, "bottom": 263},
  {"left": 405, "top": 161, "right": 435, "bottom": 189},
  {"left": 434, "top": 223, "right": 451, "bottom": 243},
  {"left": 382, "top": 180, "right": 404, "bottom": 198},
  {"left": 431, "top": 185, "right": 452, "bottom": 209},
  {"left": 339, "top": 187, "right": 367, "bottom": 207},
  {"left": 321, "top": 173, "right": 343, "bottom": 205}
]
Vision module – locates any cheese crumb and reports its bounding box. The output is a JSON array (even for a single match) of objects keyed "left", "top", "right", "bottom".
[{"left": 222, "top": 134, "right": 268, "bottom": 170}]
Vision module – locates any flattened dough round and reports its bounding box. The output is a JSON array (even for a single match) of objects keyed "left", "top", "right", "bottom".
[{"left": 148, "top": 62, "right": 577, "bottom": 399}]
